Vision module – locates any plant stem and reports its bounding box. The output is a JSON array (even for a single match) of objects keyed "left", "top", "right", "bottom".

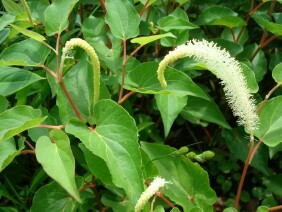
[
  {"left": 118, "top": 91, "right": 135, "bottom": 105},
  {"left": 249, "top": 140, "right": 263, "bottom": 163},
  {"left": 41, "top": 65, "right": 57, "bottom": 79},
  {"left": 59, "top": 81, "right": 84, "bottom": 121},
  {"left": 269, "top": 205, "right": 282, "bottom": 211},
  {"left": 234, "top": 137, "right": 254, "bottom": 209},
  {"left": 91, "top": 176, "right": 103, "bottom": 212},
  {"left": 98, "top": 0, "right": 106, "bottom": 13},
  {"left": 139, "top": 0, "right": 150, "bottom": 17},
  {"left": 38, "top": 124, "right": 65, "bottom": 130},
  {"left": 256, "top": 83, "right": 281, "bottom": 113},
  {"left": 144, "top": 179, "right": 175, "bottom": 209},
  {"left": 119, "top": 40, "right": 127, "bottom": 101},
  {"left": 24, "top": 140, "right": 35, "bottom": 150},
  {"left": 21, "top": 150, "right": 35, "bottom": 154}
]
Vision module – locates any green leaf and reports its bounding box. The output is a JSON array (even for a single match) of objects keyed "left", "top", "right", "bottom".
[
  {"left": 0, "top": 138, "right": 23, "bottom": 172},
  {"left": 2, "top": 0, "right": 23, "bottom": 13},
  {"left": 155, "top": 94, "right": 188, "bottom": 137},
  {"left": 255, "top": 96, "right": 282, "bottom": 147},
  {"left": 9, "top": 24, "right": 46, "bottom": 42},
  {"left": 0, "top": 39, "right": 50, "bottom": 66},
  {"left": 0, "top": 29, "right": 10, "bottom": 45},
  {"left": 196, "top": 6, "right": 246, "bottom": 28},
  {"left": 0, "top": 95, "right": 9, "bottom": 113},
  {"left": 66, "top": 100, "right": 144, "bottom": 205},
  {"left": 82, "top": 16, "right": 106, "bottom": 39},
  {"left": 223, "top": 208, "right": 238, "bottom": 212},
  {"left": 240, "top": 63, "right": 259, "bottom": 93},
  {"left": 209, "top": 38, "right": 243, "bottom": 56},
  {"left": 105, "top": 0, "right": 140, "bottom": 40},
  {"left": 57, "top": 55, "right": 110, "bottom": 124},
  {"left": 79, "top": 144, "right": 113, "bottom": 185},
  {"left": 159, "top": 8, "right": 193, "bottom": 47},
  {"left": 222, "top": 128, "right": 271, "bottom": 175},
  {"left": 252, "top": 13, "right": 282, "bottom": 36},
  {"left": 35, "top": 130, "right": 81, "bottom": 202},
  {"left": 0, "top": 13, "right": 15, "bottom": 31},
  {"left": 87, "top": 37, "right": 122, "bottom": 74},
  {"left": 124, "top": 62, "right": 210, "bottom": 100},
  {"left": 263, "top": 174, "right": 282, "bottom": 196},
  {"left": 237, "top": 44, "right": 267, "bottom": 82},
  {"left": 131, "top": 33, "right": 176, "bottom": 46},
  {"left": 30, "top": 178, "right": 83, "bottom": 211},
  {"left": 44, "top": 0, "right": 78, "bottom": 36},
  {"left": 0, "top": 106, "right": 46, "bottom": 142},
  {"left": 157, "top": 15, "right": 198, "bottom": 31},
  {"left": 181, "top": 96, "right": 231, "bottom": 129},
  {"left": 256, "top": 206, "right": 269, "bottom": 212},
  {"left": 0, "top": 67, "right": 44, "bottom": 96},
  {"left": 141, "top": 142, "right": 216, "bottom": 211},
  {"left": 272, "top": 62, "right": 282, "bottom": 83}
]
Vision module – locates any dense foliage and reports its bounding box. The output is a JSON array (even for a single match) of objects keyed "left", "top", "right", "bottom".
[{"left": 0, "top": 0, "right": 282, "bottom": 211}]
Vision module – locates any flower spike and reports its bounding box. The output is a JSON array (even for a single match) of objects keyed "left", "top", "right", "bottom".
[
  {"left": 60, "top": 38, "right": 100, "bottom": 105},
  {"left": 157, "top": 39, "right": 259, "bottom": 133},
  {"left": 134, "top": 177, "right": 168, "bottom": 212}
]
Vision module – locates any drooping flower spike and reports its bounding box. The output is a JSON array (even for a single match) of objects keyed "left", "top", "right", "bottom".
[
  {"left": 134, "top": 177, "right": 169, "bottom": 212},
  {"left": 60, "top": 38, "right": 100, "bottom": 105},
  {"left": 157, "top": 39, "right": 259, "bottom": 133}
]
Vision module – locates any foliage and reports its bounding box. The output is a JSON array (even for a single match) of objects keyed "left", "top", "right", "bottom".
[{"left": 0, "top": 0, "right": 282, "bottom": 211}]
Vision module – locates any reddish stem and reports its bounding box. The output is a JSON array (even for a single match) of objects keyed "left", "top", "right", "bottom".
[
  {"left": 42, "top": 65, "right": 57, "bottom": 79},
  {"left": 118, "top": 91, "right": 136, "bottom": 105},
  {"left": 269, "top": 205, "right": 282, "bottom": 211},
  {"left": 98, "top": 0, "right": 106, "bottom": 13},
  {"left": 144, "top": 179, "right": 175, "bottom": 209},
  {"left": 21, "top": 150, "right": 35, "bottom": 154},
  {"left": 249, "top": 140, "right": 263, "bottom": 163},
  {"left": 234, "top": 138, "right": 254, "bottom": 209},
  {"left": 59, "top": 82, "right": 83, "bottom": 121},
  {"left": 139, "top": 0, "right": 150, "bottom": 17},
  {"left": 256, "top": 83, "right": 281, "bottom": 113}
]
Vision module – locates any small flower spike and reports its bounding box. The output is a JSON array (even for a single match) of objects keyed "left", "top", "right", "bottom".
[{"left": 135, "top": 177, "right": 168, "bottom": 212}]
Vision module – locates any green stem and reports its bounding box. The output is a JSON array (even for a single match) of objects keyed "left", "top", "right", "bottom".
[
  {"left": 20, "top": 0, "right": 33, "bottom": 26},
  {"left": 119, "top": 40, "right": 127, "bottom": 101}
]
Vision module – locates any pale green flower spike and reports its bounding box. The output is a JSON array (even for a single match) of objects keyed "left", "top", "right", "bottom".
[
  {"left": 157, "top": 39, "right": 259, "bottom": 133},
  {"left": 134, "top": 177, "right": 168, "bottom": 212},
  {"left": 60, "top": 38, "right": 100, "bottom": 105}
]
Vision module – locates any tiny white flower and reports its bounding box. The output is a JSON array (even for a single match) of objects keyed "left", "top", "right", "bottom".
[
  {"left": 157, "top": 39, "right": 259, "bottom": 132},
  {"left": 134, "top": 177, "right": 168, "bottom": 212}
]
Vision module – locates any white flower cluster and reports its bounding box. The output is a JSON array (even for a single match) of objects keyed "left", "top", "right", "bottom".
[
  {"left": 134, "top": 177, "right": 168, "bottom": 212},
  {"left": 157, "top": 39, "right": 259, "bottom": 133}
]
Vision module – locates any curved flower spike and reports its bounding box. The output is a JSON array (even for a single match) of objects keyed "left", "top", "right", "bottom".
[
  {"left": 134, "top": 177, "right": 168, "bottom": 212},
  {"left": 157, "top": 39, "right": 259, "bottom": 133},
  {"left": 60, "top": 38, "right": 100, "bottom": 105}
]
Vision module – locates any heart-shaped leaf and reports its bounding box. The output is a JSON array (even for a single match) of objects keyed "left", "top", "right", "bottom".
[
  {"left": 66, "top": 99, "right": 144, "bottom": 205},
  {"left": 44, "top": 0, "right": 78, "bottom": 36},
  {"left": 31, "top": 177, "right": 84, "bottom": 211},
  {"left": 155, "top": 94, "right": 188, "bottom": 137},
  {"left": 255, "top": 96, "right": 282, "bottom": 147},
  {"left": 105, "top": 0, "right": 140, "bottom": 40},
  {"left": 0, "top": 67, "right": 44, "bottom": 96},
  {"left": 0, "top": 106, "right": 46, "bottom": 142},
  {"left": 36, "top": 130, "right": 81, "bottom": 202},
  {"left": 124, "top": 62, "right": 209, "bottom": 100},
  {"left": 0, "top": 39, "right": 50, "bottom": 66},
  {"left": 141, "top": 142, "right": 216, "bottom": 211}
]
